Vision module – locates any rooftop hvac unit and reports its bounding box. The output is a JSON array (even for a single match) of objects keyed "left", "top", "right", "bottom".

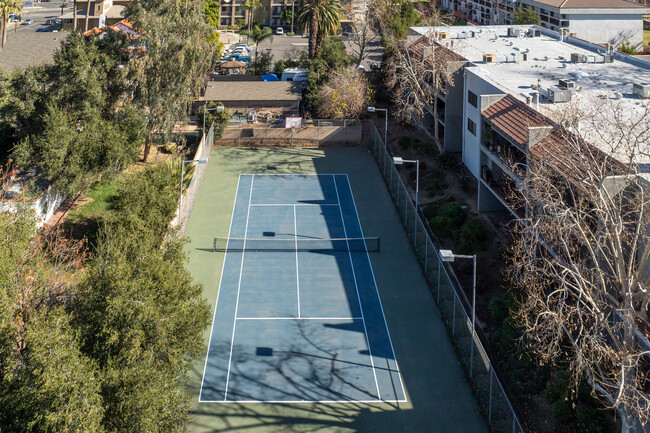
[
  {"left": 571, "top": 52, "right": 587, "bottom": 63},
  {"left": 527, "top": 28, "right": 541, "bottom": 37},
  {"left": 633, "top": 82, "right": 650, "bottom": 99},
  {"left": 521, "top": 53, "right": 528, "bottom": 61},
  {"left": 508, "top": 27, "right": 521, "bottom": 37},
  {"left": 559, "top": 79, "right": 575, "bottom": 89},
  {"left": 603, "top": 53, "right": 614, "bottom": 63},
  {"left": 483, "top": 53, "right": 497, "bottom": 63},
  {"left": 439, "top": 31, "right": 450, "bottom": 40},
  {"left": 547, "top": 86, "right": 573, "bottom": 103}
]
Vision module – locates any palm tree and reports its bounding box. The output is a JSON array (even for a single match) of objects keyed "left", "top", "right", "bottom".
[
  {"left": 73, "top": 0, "right": 77, "bottom": 31},
  {"left": 0, "top": 0, "right": 21, "bottom": 49},
  {"left": 296, "top": 0, "right": 341, "bottom": 58},
  {"left": 84, "top": 0, "right": 92, "bottom": 31},
  {"left": 242, "top": 0, "right": 261, "bottom": 43},
  {"left": 242, "top": 23, "right": 273, "bottom": 60}
]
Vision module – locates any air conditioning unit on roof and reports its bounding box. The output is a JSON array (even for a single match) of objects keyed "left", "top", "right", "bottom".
[
  {"left": 559, "top": 79, "right": 575, "bottom": 89},
  {"left": 547, "top": 86, "right": 572, "bottom": 103},
  {"left": 571, "top": 52, "right": 587, "bottom": 63},
  {"left": 527, "top": 28, "right": 541, "bottom": 37},
  {"left": 483, "top": 53, "right": 497, "bottom": 63},
  {"left": 633, "top": 82, "right": 650, "bottom": 99}
]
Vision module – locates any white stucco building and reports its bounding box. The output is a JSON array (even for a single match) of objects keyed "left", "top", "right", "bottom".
[{"left": 439, "top": 0, "right": 650, "bottom": 49}]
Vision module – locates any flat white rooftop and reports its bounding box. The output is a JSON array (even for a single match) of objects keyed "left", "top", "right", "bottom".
[{"left": 412, "top": 25, "right": 650, "bottom": 168}]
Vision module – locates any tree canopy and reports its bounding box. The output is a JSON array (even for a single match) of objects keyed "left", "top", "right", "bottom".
[{"left": 513, "top": 7, "right": 541, "bottom": 25}]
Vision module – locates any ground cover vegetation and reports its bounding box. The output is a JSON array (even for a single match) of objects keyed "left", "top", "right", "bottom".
[{"left": 0, "top": 0, "right": 224, "bottom": 429}]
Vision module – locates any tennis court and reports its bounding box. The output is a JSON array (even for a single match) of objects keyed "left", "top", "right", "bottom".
[{"left": 199, "top": 174, "right": 406, "bottom": 403}]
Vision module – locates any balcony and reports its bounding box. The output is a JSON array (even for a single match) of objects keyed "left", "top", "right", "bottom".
[{"left": 479, "top": 172, "right": 525, "bottom": 219}]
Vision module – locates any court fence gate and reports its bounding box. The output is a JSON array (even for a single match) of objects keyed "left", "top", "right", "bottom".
[
  {"left": 175, "top": 122, "right": 215, "bottom": 235},
  {"left": 368, "top": 121, "right": 525, "bottom": 433}
]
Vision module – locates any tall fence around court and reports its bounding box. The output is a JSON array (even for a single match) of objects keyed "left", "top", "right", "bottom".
[
  {"left": 217, "top": 119, "right": 362, "bottom": 147},
  {"left": 368, "top": 121, "right": 525, "bottom": 433},
  {"left": 175, "top": 123, "right": 214, "bottom": 235}
]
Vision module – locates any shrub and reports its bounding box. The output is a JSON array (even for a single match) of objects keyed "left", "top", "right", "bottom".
[
  {"left": 438, "top": 152, "right": 458, "bottom": 169},
  {"left": 576, "top": 405, "right": 604, "bottom": 433},
  {"left": 437, "top": 203, "right": 466, "bottom": 226},
  {"left": 430, "top": 215, "right": 455, "bottom": 238},
  {"left": 398, "top": 136, "right": 412, "bottom": 149},
  {"left": 551, "top": 399, "right": 574, "bottom": 423},
  {"left": 488, "top": 293, "right": 515, "bottom": 322},
  {"left": 546, "top": 370, "right": 572, "bottom": 402},
  {"left": 618, "top": 39, "right": 637, "bottom": 55},
  {"left": 425, "top": 177, "right": 448, "bottom": 197},
  {"left": 423, "top": 202, "right": 438, "bottom": 219},
  {"left": 459, "top": 220, "right": 485, "bottom": 252}
]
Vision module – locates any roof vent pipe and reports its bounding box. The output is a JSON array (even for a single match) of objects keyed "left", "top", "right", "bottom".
[{"left": 532, "top": 92, "right": 540, "bottom": 110}]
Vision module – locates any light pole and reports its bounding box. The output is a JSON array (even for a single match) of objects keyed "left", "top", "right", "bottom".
[
  {"left": 440, "top": 249, "right": 477, "bottom": 377},
  {"left": 203, "top": 105, "right": 225, "bottom": 138},
  {"left": 179, "top": 157, "right": 209, "bottom": 225},
  {"left": 367, "top": 106, "right": 388, "bottom": 147},
  {"left": 393, "top": 156, "right": 419, "bottom": 245},
  {"left": 290, "top": 0, "right": 294, "bottom": 34}
]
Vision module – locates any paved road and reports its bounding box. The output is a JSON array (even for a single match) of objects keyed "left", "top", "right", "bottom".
[{"left": 0, "top": 1, "right": 71, "bottom": 70}]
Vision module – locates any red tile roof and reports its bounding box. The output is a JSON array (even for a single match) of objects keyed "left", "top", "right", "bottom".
[{"left": 482, "top": 94, "right": 554, "bottom": 147}]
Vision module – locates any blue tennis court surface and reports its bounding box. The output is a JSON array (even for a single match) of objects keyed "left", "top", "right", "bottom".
[{"left": 199, "top": 174, "right": 406, "bottom": 403}]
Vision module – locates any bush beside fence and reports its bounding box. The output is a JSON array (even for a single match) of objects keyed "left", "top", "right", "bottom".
[{"left": 368, "top": 120, "right": 525, "bottom": 433}]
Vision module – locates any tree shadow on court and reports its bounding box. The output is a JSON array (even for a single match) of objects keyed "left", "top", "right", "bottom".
[{"left": 189, "top": 321, "right": 413, "bottom": 433}]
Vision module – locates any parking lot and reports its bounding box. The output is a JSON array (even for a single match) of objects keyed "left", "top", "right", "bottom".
[{"left": 0, "top": 1, "right": 69, "bottom": 70}]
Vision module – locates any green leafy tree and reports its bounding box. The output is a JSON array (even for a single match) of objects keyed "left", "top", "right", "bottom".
[
  {"left": 74, "top": 164, "right": 211, "bottom": 433},
  {"left": 513, "top": 7, "right": 541, "bottom": 25},
  {"left": 127, "top": 0, "right": 216, "bottom": 161},
  {"left": 204, "top": 0, "right": 220, "bottom": 27},
  {"left": 248, "top": 50, "right": 274, "bottom": 75},
  {"left": 197, "top": 100, "right": 230, "bottom": 139},
  {"left": 281, "top": 8, "right": 293, "bottom": 25}
]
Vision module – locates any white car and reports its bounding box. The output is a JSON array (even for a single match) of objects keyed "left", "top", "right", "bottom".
[
  {"left": 275, "top": 27, "right": 283, "bottom": 35},
  {"left": 230, "top": 44, "right": 251, "bottom": 52}
]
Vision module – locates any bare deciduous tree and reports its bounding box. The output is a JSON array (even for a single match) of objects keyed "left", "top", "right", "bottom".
[
  {"left": 508, "top": 100, "right": 650, "bottom": 433},
  {"left": 315, "top": 66, "right": 371, "bottom": 119},
  {"left": 384, "top": 33, "right": 465, "bottom": 153}
]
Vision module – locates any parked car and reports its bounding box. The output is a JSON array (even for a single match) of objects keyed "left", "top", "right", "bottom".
[
  {"left": 45, "top": 18, "right": 57, "bottom": 25},
  {"left": 23, "top": 18, "right": 33, "bottom": 24},
  {"left": 275, "top": 27, "right": 283, "bottom": 35},
  {"left": 230, "top": 44, "right": 251, "bottom": 52}
]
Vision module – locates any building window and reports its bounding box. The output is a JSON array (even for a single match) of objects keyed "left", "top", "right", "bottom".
[
  {"left": 467, "top": 118, "right": 476, "bottom": 136},
  {"left": 468, "top": 90, "right": 478, "bottom": 108},
  {"left": 264, "top": 6, "right": 268, "bottom": 11}
]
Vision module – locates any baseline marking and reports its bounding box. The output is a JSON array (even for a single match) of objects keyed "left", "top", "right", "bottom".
[
  {"left": 235, "top": 317, "right": 363, "bottom": 320},
  {"left": 199, "top": 175, "right": 242, "bottom": 402},
  {"left": 331, "top": 174, "right": 381, "bottom": 400},
  {"left": 342, "top": 174, "right": 407, "bottom": 401},
  {"left": 250, "top": 203, "right": 339, "bottom": 207},
  {"left": 223, "top": 175, "right": 255, "bottom": 401}
]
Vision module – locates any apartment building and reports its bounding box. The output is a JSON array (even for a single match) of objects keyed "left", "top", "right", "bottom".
[
  {"left": 408, "top": 25, "right": 650, "bottom": 217},
  {"left": 61, "top": 0, "right": 133, "bottom": 31},
  {"left": 219, "top": 0, "right": 300, "bottom": 28},
  {"left": 439, "top": 0, "right": 650, "bottom": 48}
]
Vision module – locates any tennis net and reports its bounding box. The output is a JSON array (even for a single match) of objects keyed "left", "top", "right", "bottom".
[{"left": 212, "top": 236, "right": 380, "bottom": 252}]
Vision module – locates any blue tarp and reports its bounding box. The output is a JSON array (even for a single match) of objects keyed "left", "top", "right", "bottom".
[{"left": 261, "top": 74, "right": 280, "bottom": 81}]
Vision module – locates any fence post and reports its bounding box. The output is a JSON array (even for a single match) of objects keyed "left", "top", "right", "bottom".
[
  {"left": 317, "top": 119, "right": 320, "bottom": 146},
  {"left": 488, "top": 370, "right": 493, "bottom": 424}
]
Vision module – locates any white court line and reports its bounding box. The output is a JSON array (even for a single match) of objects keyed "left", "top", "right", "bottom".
[
  {"left": 342, "top": 174, "right": 408, "bottom": 401},
  {"left": 203, "top": 398, "right": 406, "bottom": 404},
  {"left": 249, "top": 203, "right": 339, "bottom": 207},
  {"left": 223, "top": 175, "right": 255, "bottom": 401},
  {"left": 236, "top": 317, "right": 363, "bottom": 320},
  {"left": 293, "top": 205, "right": 301, "bottom": 319},
  {"left": 331, "top": 175, "right": 381, "bottom": 400},
  {"left": 199, "top": 175, "right": 242, "bottom": 403}
]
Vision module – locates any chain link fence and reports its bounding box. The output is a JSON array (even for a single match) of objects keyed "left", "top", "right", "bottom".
[
  {"left": 175, "top": 123, "right": 215, "bottom": 236},
  {"left": 369, "top": 121, "right": 525, "bottom": 433},
  {"left": 216, "top": 119, "right": 362, "bottom": 147}
]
